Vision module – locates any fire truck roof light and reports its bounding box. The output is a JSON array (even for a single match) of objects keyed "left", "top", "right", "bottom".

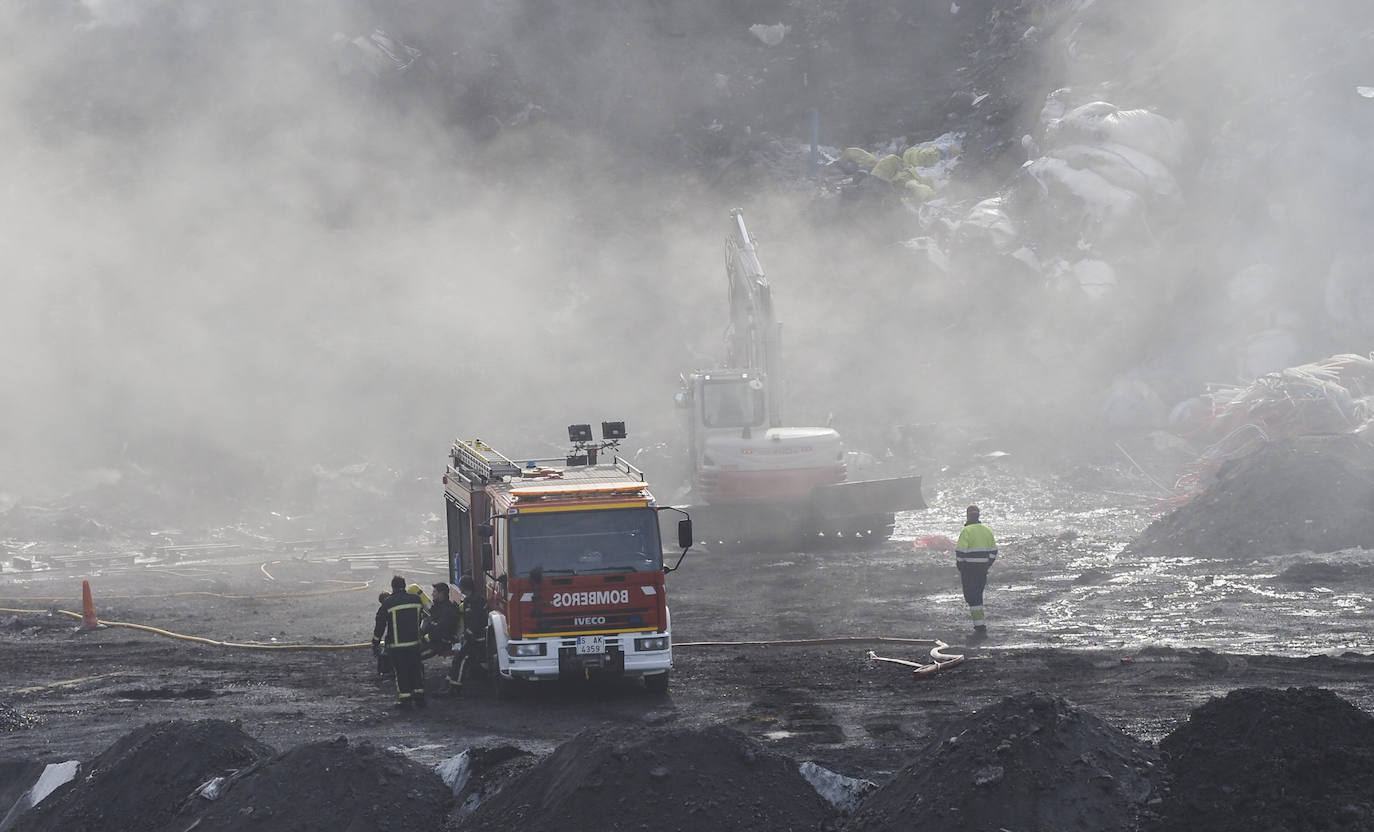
[
  {"left": 509, "top": 481, "right": 648, "bottom": 500},
  {"left": 601, "top": 421, "right": 627, "bottom": 440}
]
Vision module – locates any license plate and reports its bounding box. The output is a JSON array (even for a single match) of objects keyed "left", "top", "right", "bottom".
[{"left": 575, "top": 636, "right": 606, "bottom": 655}]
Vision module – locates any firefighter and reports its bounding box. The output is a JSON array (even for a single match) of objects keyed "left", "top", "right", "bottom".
[
  {"left": 373, "top": 591, "right": 394, "bottom": 680},
  {"left": 373, "top": 575, "right": 426, "bottom": 710},
  {"left": 954, "top": 505, "right": 998, "bottom": 640},
  {"left": 447, "top": 573, "right": 488, "bottom": 693},
  {"left": 421, "top": 582, "right": 461, "bottom": 660},
  {"left": 407, "top": 583, "right": 433, "bottom": 615}
]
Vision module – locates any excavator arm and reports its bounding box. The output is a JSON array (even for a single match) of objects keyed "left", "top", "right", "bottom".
[{"left": 724, "top": 209, "right": 783, "bottom": 426}]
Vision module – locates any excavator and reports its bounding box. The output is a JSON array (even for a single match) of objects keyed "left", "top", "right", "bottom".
[{"left": 667, "top": 209, "right": 925, "bottom": 549}]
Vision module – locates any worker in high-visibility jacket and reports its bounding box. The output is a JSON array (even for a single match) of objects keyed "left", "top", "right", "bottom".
[
  {"left": 954, "top": 505, "right": 998, "bottom": 639},
  {"left": 373, "top": 575, "right": 426, "bottom": 710}
]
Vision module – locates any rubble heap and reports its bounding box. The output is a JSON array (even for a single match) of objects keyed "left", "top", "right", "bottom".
[
  {"left": 844, "top": 692, "right": 1159, "bottom": 832},
  {"left": 0, "top": 702, "right": 33, "bottom": 731},
  {"left": 455, "top": 725, "right": 835, "bottom": 832},
  {"left": 1149, "top": 687, "right": 1374, "bottom": 832},
  {"left": 1127, "top": 433, "right": 1374, "bottom": 557},
  {"left": 10, "top": 719, "right": 273, "bottom": 832}
]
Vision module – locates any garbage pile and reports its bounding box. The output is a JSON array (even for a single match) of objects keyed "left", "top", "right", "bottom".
[
  {"left": 1127, "top": 432, "right": 1374, "bottom": 557},
  {"left": 1128, "top": 355, "right": 1374, "bottom": 557},
  {"left": 1147, "top": 687, "right": 1374, "bottom": 832},
  {"left": 455, "top": 725, "right": 836, "bottom": 832},
  {"left": 1168, "top": 353, "right": 1374, "bottom": 500},
  {"left": 844, "top": 692, "right": 1160, "bottom": 832},
  {"left": 837, "top": 142, "right": 953, "bottom": 203},
  {"left": 9, "top": 720, "right": 273, "bottom": 832}
]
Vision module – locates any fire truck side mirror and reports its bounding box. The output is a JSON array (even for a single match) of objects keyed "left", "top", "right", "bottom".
[
  {"left": 677, "top": 519, "right": 693, "bottom": 550},
  {"left": 477, "top": 524, "right": 494, "bottom": 539},
  {"left": 481, "top": 542, "right": 493, "bottom": 572}
]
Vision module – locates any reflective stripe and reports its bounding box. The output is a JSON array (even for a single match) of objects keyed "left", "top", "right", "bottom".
[
  {"left": 956, "top": 555, "right": 996, "bottom": 564},
  {"left": 388, "top": 603, "right": 422, "bottom": 647},
  {"left": 969, "top": 606, "right": 986, "bottom": 622}
]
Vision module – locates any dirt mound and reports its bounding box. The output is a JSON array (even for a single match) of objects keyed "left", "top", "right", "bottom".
[
  {"left": 844, "top": 692, "right": 1159, "bottom": 832},
  {"left": 446, "top": 745, "right": 539, "bottom": 825},
  {"left": 1127, "top": 434, "right": 1374, "bottom": 557},
  {"left": 454, "top": 725, "right": 835, "bottom": 832},
  {"left": 188, "top": 735, "right": 451, "bottom": 832},
  {"left": 1149, "top": 687, "right": 1374, "bottom": 832},
  {"left": 1273, "top": 560, "right": 1374, "bottom": 588},
  {"left": 0, "top": 760, "right": 45, "bottom": 826},
  {"left": 9, "top": 719, "right": 273, "bottom": 832}
]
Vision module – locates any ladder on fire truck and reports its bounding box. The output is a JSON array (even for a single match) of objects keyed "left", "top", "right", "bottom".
[{"left": 451, "top": 438, "right": 522, "bottom": 484}]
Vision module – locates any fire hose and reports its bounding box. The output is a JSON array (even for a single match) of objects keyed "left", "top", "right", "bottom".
[
  {"left": 0, "top": 606, "right": 371, "bottom": 650},
  {"left": 0, "top": 605, "right": 965, "bottom": 671},
  {"left": 675, "top": 636, "right": 965, "bottom": 676}
]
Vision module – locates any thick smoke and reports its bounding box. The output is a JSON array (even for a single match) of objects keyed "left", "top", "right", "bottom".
[
  {"left": 5, "top": 0, "right": 1374, "bottom": 536},
  {"left": 0, "top": 1, "right": 725, "bottom": 526}
]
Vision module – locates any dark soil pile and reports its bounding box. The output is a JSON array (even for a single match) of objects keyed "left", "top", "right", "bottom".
[
  {"left": 454, "top": 725, "right": 836, "bottom": 832},
  {"left": 0, "top": 760, "right": 45, "bottom": 826},
  {"left": 187, "top": 735, "right": 451, "bottom": 832},
  {"left": 450, "top": 745, "right": 539, "bottom": 824},
  {"left": 1149, "top": 687, "right": 1374, "bottom": 832},
  {"left": 844, "top": 692, "right": 1160, "bottom": 832},
  {"left": 9, "top": 719, "right": 273, "bottom": 832},
  {"left": 1127, "top": 434, "right": 1374, "bottom": 557},
  {"left": 1273, "top": 560, "right": 1374, "bottom": 588}
]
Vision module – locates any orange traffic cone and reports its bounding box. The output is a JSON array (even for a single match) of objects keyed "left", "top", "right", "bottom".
[{"left": 79, "top": 580, "right": 106, "bottom": 630}]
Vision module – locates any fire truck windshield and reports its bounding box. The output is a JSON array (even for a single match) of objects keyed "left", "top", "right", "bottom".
[{"left": 507, "top": 507, "right": 663, "bottom": 577}]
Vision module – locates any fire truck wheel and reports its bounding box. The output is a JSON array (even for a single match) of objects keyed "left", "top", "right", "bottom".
[
  {"left": 644, "top": 671, "right": 670, "bottom": 694},
  {"left": 489, "top": 630, "right": 515, "bottom": 700}
]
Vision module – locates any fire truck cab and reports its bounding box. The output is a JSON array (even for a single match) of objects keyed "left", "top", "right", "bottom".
[{"left": 444, "top": 428, "right": 691, "bottom": 696}]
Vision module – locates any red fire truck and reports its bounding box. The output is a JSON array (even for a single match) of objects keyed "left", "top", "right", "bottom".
[{"left": 443, "top": 427, "right": 692, "bottom": 696}]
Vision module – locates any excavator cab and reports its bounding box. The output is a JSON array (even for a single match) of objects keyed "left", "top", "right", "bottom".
[{"left": 701, "top": 375, "right": 765, "bottom": 429}]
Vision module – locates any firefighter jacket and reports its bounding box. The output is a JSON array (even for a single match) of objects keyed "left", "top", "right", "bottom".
[
  {"left": 460, "top": 592, "right": 488, "bottom": 641},
  {"left": 955, "top": 522, "right": 998, "bottom": 565},
  {"left": 374, "top": 590, "right": 424, "bottom": 649},
  {"left": 422, "top": 598, "right": 461, "bottom": 646}
]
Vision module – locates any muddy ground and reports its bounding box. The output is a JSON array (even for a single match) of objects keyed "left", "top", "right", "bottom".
[{"left": 3, "top": 440, "right": 1373, "bottom": 829}]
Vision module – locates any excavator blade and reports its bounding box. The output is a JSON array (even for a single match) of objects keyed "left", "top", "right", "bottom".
[
  {"left": 809, "top": 475, "right": 925, "bottom": 518},
  {"left": 664, "top": 474, "right": 924, "bottom": 551}
]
